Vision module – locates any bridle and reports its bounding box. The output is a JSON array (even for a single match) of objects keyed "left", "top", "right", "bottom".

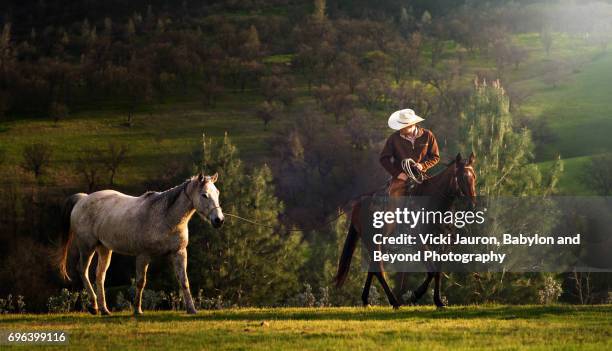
[
  {"left": 182, "top": 183, "right": 222, "bottom": 218},
  {"left": 453, "top": 165, "right": 474, "bottom": 198}
]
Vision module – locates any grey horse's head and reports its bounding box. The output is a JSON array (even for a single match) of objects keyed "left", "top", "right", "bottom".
[{"left": 190, "top": 173, "right": 224, "bottom": 228}]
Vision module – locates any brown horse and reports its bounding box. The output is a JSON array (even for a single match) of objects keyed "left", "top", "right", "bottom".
[{"left": 334, "top": 153, "right": 477, "bottom": 308}]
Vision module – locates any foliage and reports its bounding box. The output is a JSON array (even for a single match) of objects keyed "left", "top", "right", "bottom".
[
  {"left": 538, "top": 275, "right": 563, "bottom": 304},
  {"left": 461, "top": 80, "right": 562, "bottom": 197},
  {"left": 186, "top": 133, "right": 306, "bottom": 306},
  {"left": 0, "top": 294, "right": 25, "bottom": 314},
  {"left": 446, "top": 79, "right": 565, "bottom": 304},
  {"left": 47, "top": 288, "right": 80, "bottom": 313},
  {"left": 583, "top": 153, "right": 612, "bottom": 195}
]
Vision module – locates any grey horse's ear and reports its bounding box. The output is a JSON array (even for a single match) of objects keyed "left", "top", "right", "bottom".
[
  {"left": 210, "top": 172, "right": 218, "bottom": 183},
  {"left": 198, "top": 173, "right": 204, "bottom": 182},
  {"left": 456, "top": 153, "right": 463, "bottom": 164},
  {"left": 467, "top": 152, "right": 476, "bottom": 165}
]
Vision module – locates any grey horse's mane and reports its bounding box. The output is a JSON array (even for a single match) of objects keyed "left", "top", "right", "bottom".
[{"left": 143, "top": 178, "right": 196, "bottom": 210}]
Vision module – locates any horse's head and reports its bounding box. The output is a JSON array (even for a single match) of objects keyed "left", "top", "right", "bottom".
[
  {"left": 453, "top": 152, "right": 477, "bottom": 208},
  {"left": 190, "top": 173, "right": 224, "bottom": 228}
]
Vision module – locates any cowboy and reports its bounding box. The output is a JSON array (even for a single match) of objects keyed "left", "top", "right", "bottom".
[{"left": 380, "top": 109, "right": 440, "bottom": 197}]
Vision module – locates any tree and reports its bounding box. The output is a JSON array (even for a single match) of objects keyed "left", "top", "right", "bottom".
[
  {"left": 461, "top": 79, "right": 562, "bottom": 196},
  {"left": 22, "top": 143, "right": 52, "bottom": 178},
  {"left": 313, "top": 0, "right": 327, "bottom": 22},
  {"left": 199, "top": 77, "right": 223, "bottom": 108},
  {"left": 255, "top": 101, "right": 282, "bottom": 130},
  {"left": 584, "top": 153, "right": 612, "bottom": 195},
  {"left": 241, "top": 25, "right": 261, "bottom": 61},
  {"left": 259, "top": 75, "right": 295, "bottom": 106},
  {"left": 75, "top": 147, "right": 104, "bottom": 192},
  {"left": 355, "top": 78, "right": 388, "bottom": 111},
  {"left": 540, "top": 27, "right": 553, "bottom": 57},
  {"left": 49, "top": 101, "right": 68, "bottom": 124},
  {"left": 187, "top": 134, "right": 305, "bottom": 306},
  {"left": 406, "top": 32, "right": 424, "bottom": 76},
  {"left": 447, "top": 79, "right": 564, "bottom": 304},
  {"left": 314, "top": 84, "right": 357, "bottom": 123},
  {"left": 102, "top": 142, "right": 129, "bottom": 186}
]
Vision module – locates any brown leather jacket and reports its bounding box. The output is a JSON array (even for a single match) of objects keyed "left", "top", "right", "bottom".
[{"left": 379, "top": 127, "right": 440, "bottom": 178}]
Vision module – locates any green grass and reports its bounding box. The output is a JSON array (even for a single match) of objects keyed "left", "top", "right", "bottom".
[
  {"left": 0, "top": 306, "right": 610, "bottom": 350},
  {"left": 0, "top": 91, "right": 285, "bottom": 188}
]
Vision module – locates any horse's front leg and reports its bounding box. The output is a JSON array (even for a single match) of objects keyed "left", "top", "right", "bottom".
[
  {"left": 171, "top": 248, "right": 197, "bottom": 314},
  {"left": 95, "top": 245, "right": 113, "bottom": 315},
  {"left": 134, "top": 254, "right": 150, "bottom": 315}
]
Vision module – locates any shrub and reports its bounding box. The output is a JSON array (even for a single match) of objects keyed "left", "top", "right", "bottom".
[
  {"left": 538, "top": 276, "right": 563, "bottom": 305},
  {"left": 0, "top": 294, "right": 26, "bottom": 314},
  {"left": 47, "top": 289, "right": 79, "bottom": 313}
]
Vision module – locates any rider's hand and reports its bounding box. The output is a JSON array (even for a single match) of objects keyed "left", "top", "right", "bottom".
[
  {"left": 397, "top": 173, "right": 409, "bottom": 181},
  {"left": 415, "top": 163, "right": 424, "bottom": 172}
]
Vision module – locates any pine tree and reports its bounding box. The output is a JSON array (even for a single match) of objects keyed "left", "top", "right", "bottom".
[
  {"left": 448, "top": 79, "right": 564, "bottom": 304},
  {"left": 187, "top": 133, "right": 305, "bottom": 306},
  {"left": 461, "top": 79, "right": 562, "bottom": 196}
]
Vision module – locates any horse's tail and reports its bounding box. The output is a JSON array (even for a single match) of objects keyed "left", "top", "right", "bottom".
[
  {"left": 58, "top": 193, "right": 86, "bottom": 281},
  {"left": 334, "top": 223, "right": 360, "bottom": 288}
]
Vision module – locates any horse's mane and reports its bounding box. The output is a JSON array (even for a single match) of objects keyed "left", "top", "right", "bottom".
[{"left": 143, "top": 179, "right": 192, "bottom": 210}]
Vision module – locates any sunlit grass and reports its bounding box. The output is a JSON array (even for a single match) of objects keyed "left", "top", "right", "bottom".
[{"left": 0, "top": 305, "right": 610, "bottom": 350}]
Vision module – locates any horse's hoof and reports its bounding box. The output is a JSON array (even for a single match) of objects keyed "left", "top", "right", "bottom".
[
  {"left": 392, "top": 304, "right": 401, "bottom": 310},
  {"left": 435, "top": 303, "right": 446, "bottom": 309},
  {"left": 186, "top": 309, "right": 198, "bottom": 315},
  {"left": 363, "top": 303, "right": 371, "bottom": 308},
  {"left": 101, "top": 309, "right": 112, "bottom": 316},
  {"left": 134, "top": 310, "right": 144, "bottom": 316},
  {"left": 87, "top": 306, "right": 98, "bottom": 315}
]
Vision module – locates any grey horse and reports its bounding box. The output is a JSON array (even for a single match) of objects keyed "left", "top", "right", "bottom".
[{"left": 58, "top": 173, "right": 224, "bottom": 315}]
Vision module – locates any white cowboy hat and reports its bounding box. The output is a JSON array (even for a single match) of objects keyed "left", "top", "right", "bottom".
[{"left": 388, "top": 109, "right": 424, "bottom": 130}]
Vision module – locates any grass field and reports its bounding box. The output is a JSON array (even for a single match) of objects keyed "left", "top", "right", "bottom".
[{"left": 0, "top": 306, "right": 610, "bottom": 350}]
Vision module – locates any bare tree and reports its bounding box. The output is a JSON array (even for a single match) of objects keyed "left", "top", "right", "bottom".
[
  {"left": 255, "top": 101, "right": 282, "bottom": 130},
  {"left": 49, "top": 101, "right": 68, "bottom": 124},
  {"left": 571, "top": 272, "right": 593, "bottom": 305},
  {"left": 75, "top": 147, "right": 104, "bottom": 192},
  {"left": 103, "top": 142, "right": 129, "bottom": 186},
  {"left": 22, "top": 143, "right": 52, "bottom": 178},
  {"left": 540, "top": 27, "right": 553, "bottom": 56}
]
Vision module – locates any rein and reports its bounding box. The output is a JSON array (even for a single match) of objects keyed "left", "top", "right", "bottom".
[
  {"left": 222, "top": 211, "right": 346, "bottom": 232},
  {"left": 218, "top": 185, "right": 389, "bottom": 232}
]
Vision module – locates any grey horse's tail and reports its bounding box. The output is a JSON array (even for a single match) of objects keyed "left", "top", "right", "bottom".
[{"left": 58, "top": 193, "right": 87, "bottom": 281}]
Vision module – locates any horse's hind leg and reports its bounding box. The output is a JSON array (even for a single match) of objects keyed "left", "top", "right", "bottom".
[
  {"left": 433, "top": 272, "right": 445, "bottom": 308},
  {"left": 134, "top": 255, "right": 150, "bottom": 315},
  {"left": 95, "top": 245, "right": 113, "bottom": 315},
  {"left": 171, "top": 249, "right": 197, "bottom": 314},
  {"left": 77, "top": 246, "right": 98, "bottom": 314},
  {"left": 410, "top": 272, "right": 434, "bottom": 304},
  {"left": 361, "top": 273, "right": 374, "bottom": 307}
]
